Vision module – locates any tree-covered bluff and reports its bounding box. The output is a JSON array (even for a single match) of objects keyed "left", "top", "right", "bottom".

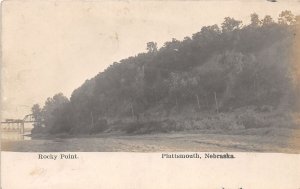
[{"left": 31, "top": 11, "right": 300, "bottom": 135}]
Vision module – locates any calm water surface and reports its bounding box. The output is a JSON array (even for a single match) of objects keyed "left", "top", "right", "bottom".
[{"left": 1, "top": 131, "right": 32, "bottom": 141}]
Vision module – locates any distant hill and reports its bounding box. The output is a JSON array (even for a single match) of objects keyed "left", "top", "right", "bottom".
[{"left": 31, "top": 11, "right": 300, "bottom": 135}]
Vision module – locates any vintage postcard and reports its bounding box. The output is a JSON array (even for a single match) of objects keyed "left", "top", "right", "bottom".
[{"left": 1, "top": 0, "right": 300, "bottom": 188}]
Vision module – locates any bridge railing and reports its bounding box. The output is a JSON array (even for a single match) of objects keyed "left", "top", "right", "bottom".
[{"left": 1, "top": 114, "right": 36, "bottom": 134}]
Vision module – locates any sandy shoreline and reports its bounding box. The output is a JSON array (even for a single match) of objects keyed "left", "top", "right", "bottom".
[{"left": 2, "top": 128, "right": 300, "bottom": 153}]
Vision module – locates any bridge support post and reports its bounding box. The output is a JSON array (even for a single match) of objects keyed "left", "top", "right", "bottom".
[{"left": 20, "top": 122, "right": 24, "bottom": 134}]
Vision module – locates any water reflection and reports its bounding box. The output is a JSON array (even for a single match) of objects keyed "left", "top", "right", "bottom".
[{"left": 1, "top": 131, "right": 31, "bottom": 141}]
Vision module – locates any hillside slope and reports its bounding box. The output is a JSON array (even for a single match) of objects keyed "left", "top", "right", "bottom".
[{"left": 31, "top": 12, "right": 300, "bottom": 135}]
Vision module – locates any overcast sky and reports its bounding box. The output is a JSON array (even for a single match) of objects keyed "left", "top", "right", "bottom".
[{"left": 2, "top": 0, "right": 300, "bottom": 119}]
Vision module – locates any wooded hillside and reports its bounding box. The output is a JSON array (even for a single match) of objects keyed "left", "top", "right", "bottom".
[{"left": 31, "top": 11, "right": 300, "bottom": 134}]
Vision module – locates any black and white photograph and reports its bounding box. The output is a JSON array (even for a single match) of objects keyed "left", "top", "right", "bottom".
[{"left": 2, "top": 0, "right": 300, "bottom": 153}]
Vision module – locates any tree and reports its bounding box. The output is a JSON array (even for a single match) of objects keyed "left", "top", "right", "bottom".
[
  {"left": 42, "top": 93, "right": 70, "bottom": 133},
  {"left": 192, "top": 25, "right": 220, "bottom": 43},
  {"left": 168, "top": 72, "right": 182, "bottom": 108},
  {"left": 146, "top": 42, "right": 158, "bottom": 53},
  {"left": 221, "top": 17, "right": 242, "bottom": 32},
  {"left": 31, "top": 104, "right": 43, "bottom": 134},
  {"left": 278, "top": 10, "right": 296, "bottom": 25},
  {"left": 163, "top": 38, "right": 180, "bottom": 50},
  {"left": 250, "top": 13, "right": 261, "bottom": 27},
  {"left": 262, "top": 15, "right": 274, "bottom": 26}
]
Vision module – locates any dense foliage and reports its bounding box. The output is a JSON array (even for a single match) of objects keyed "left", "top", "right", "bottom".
[{"left": 32, "top": 11, "right": 300, "bottom": 134}]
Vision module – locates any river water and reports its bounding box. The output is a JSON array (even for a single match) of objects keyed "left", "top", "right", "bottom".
[{"left": 1, "top": 131, "right": 32, "bottom": 141}]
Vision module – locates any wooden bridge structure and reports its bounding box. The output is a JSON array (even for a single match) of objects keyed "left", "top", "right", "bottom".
[{"left": 1, "top": 114, "right": 36, "bottom": 134}]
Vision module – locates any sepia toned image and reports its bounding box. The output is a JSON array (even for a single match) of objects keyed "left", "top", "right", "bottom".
[{"left": 1, "top": 0, "right": 300, "bottom": 153}]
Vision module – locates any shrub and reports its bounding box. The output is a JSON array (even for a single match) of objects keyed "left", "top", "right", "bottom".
[{"left": 89, "top": 119, "right": 109, "bottom": 134}]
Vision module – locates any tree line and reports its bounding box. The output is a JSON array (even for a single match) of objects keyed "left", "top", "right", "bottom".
[{"left": 31, "top": 11, "right": 300, "bottom": 134}]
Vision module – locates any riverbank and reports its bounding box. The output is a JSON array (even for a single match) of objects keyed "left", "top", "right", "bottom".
[
  {"left": 2, "top": 127, "right": 300, "bottom": 153},
  {"left": 3, "top": 110, "right": 300, "bottom": 152}
]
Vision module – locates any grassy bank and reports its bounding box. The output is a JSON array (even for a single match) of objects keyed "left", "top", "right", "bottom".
[{"left": 108, "top": 110, "right": 298, "bottom": 135}]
